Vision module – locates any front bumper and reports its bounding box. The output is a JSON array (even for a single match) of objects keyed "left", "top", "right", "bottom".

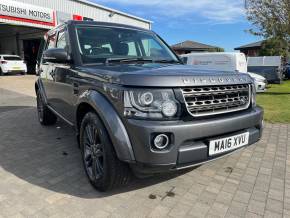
[{"left": 125, "top": 106, "right": 263, "bottom": 174}]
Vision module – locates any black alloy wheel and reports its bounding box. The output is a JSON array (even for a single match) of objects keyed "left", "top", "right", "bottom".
[
  {"left": 80, "top": 112, "right": 131, "bottom": 191},
  {"left": 83, "top": 123, "right": 104, "bottom": 181}
]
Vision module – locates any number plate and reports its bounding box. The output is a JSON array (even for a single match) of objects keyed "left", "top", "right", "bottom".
[{"left": 209, "top": 132, "right": 249, "bottom": 156}]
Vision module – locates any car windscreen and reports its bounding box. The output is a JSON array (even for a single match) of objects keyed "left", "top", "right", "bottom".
[
  {"left": 3, "top": 56, "right": 22, "bottom": 61},
  {"left": 75, "top": 26, "right": 178, "bottom": 64}
]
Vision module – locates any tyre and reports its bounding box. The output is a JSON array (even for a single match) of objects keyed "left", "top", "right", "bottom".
[
  {"left": 36, "top": 91, "right": 57, "bottom": 125},
  {"left": 0, "top": 68, "right": 3, "bottom": 76},
  {"left": 80, "top": 112, "right": 131, "bottom": 191},
  {"left": 21, "top": 71, "right": 27, "bottom": 75}
]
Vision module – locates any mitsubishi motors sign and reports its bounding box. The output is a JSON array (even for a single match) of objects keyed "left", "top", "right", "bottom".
[{"left": 0, "top": 0, "right": 55, "bottom": 26}]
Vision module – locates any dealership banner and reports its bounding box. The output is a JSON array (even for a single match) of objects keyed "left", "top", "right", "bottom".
[{"left": 0, "top": 0, "right": 55, "bottom": 26}]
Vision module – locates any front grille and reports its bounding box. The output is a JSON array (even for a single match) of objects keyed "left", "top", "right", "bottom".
[{"left": 181, "top": 84, "right": 251, "bottom": 117}]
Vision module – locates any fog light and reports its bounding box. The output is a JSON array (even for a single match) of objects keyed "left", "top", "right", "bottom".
[{"left": 153, "top": 134, "right": 169, "bottom": 150}]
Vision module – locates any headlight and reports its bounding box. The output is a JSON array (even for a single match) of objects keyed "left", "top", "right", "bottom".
[
  {"left": 161, "top": 100, "right": 178, "bottom": 117},
  {"left": 251, "top": 83, "right": 256, "bottom": 107},
  {"left": 124, "top": 89, "right": 179, "bottom": 119},
  {"left": 139, "top": 92, "right": 154, "bottom": 106}
]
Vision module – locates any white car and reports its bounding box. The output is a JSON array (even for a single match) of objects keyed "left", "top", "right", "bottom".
[
  {"left": 0, "top": 55, "right": 27, "bottom": 76},
  {"left": 248, "top": 72, "right": 267, "bottom": 93}
]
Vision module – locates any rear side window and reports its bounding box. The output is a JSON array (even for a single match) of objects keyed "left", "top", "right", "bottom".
[
  {"left": 47, "top": 35, "right": 56, "bottom": 49},
  {"left": 3, "top": 56, "right": 22, "bottom": 60},
  {"left": 40, "top": 34, "right": 56, "bottom": 63},
  {"left": 56, "top": 31, "right": 67, "bottom": 49}
]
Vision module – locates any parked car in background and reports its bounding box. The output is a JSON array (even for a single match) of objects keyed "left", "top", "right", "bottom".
[
  {"left": 247, "top": 56, "right": 283, "bottom": 84},
  {"left": 0, "top": 55, "right": 27, "bottom": 76},
  {"left": 180, "top": 52, "right": 267, "bottom": 92},
  {"left": 285, "top": 62, "right": 290, "bottom": 79},
  {"left": 248, "top": 72, "right": 267, "bottom": 92}
]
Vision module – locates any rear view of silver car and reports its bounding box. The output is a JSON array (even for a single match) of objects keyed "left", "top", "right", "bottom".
[{"left": 0, "top": 55, "right": 27, "bottom": 76}]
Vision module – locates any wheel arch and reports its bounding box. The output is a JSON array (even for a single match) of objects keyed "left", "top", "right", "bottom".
[
  {"left": 76, "top": 90, "right": 135, "bottom": 162},
  {"left": 76, "top": 102, "right": 95, "bottom": 131},
  {"left": 35, "top": 79, "right": 48, "bottom": 104},
  {"left": 35, "top": 82, "right": 39, "bottom": 93}
]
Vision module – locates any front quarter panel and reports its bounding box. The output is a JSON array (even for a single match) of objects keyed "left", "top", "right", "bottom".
[{"left": 76, "top": 90, "right": 135, "bottom": 162}]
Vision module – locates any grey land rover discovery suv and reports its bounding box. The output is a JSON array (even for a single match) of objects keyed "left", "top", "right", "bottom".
[{"left": 35, "top": 21, "right": 263, "bottom": 191}]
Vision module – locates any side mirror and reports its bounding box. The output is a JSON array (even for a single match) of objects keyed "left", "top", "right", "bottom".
[{"left": 43, "top": 48, "right": 70, "bottom": 64}]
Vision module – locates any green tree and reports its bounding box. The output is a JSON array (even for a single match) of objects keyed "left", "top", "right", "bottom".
[
  {"left": 245, "top": 0, "right": 290, "bottom": 57},
  {"left": 215, "top": 47, "right": 225, "bottom": 52},
  {"left": 260, "top": 38, "right": 289, "bottom": 57}
]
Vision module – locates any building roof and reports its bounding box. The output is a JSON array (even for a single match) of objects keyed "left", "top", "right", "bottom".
[
  {"left": 234, "top": 40, "right": 264, "bottom": 50},
  {"left": 76, "top": 0, "right": 152, "bottom": 24},
  {"left": 172, "top": 40, "right": 217, "bottom": 51}
]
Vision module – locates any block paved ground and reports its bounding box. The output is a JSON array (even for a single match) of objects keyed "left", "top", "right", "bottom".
[{"left": 0, "top": 75, "right": 289, "bottom": 218}]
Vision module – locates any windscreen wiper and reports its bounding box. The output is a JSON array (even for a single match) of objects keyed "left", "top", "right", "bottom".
[
  {"left": 154, "top": 59, "right": 182, "bottom": 64},
  {"left": 105, "top": 57, "right": 154, "bottom": 64}
]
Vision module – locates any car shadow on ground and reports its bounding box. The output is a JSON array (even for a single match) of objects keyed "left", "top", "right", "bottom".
[
  {"left": 0, "top": 106, "right": 193, "bottom": 198},
  {"left": 0, "top": 106, "right": 32, "bottom": 113}
]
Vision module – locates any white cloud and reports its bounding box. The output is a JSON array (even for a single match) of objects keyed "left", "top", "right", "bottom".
[{"left": 94, "top": 0, "right": 245, "bottom": 23}]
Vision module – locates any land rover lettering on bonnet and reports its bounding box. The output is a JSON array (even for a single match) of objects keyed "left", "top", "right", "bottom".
[{"left": 35, "top": 21, "right": 264, "bottom": 191}]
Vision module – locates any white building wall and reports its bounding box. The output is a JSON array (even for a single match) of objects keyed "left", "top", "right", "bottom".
[{"left": 15, "top": 0, "right": 151, "bottom": 29}]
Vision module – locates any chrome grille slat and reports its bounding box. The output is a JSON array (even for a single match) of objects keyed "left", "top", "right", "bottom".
[
  {"left": 183, "top": 89, "right": 249, "bottom": 96},
  {"left": 186, "top": 97, "right": 249, "bottom": 107},
  {"left": 181, "top": 84, "right": 251, "bottom": 117}
]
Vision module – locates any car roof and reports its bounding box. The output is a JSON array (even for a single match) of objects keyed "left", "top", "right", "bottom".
[
  {"left": 47, "top": 20, "right": 152, "bottom": 36},
  {"left": 70, "top": 20, "right": 149, "bottom": 31}
]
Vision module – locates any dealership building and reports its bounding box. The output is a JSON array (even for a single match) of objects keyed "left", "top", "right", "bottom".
[{"left": 0, "top": 0, "right": 151, "bottom": 73}]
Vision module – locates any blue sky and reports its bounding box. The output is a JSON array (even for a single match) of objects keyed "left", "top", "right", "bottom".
[{"left": 92, "top": 0, "right": 262, "bottom": 51}]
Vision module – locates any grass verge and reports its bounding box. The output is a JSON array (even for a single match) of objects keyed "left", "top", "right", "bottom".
[{"left": 257, "top": 80, "right": 290, "bottom": 123}]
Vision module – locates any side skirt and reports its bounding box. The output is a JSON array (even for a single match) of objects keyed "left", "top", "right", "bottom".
[{"left": 47, "top": 105, "right": 75, "bottom": 127}]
